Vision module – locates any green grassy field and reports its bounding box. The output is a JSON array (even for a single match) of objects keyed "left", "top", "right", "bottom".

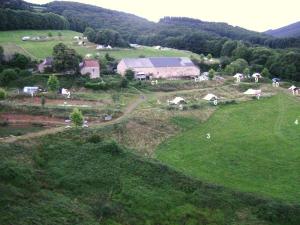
[
  {"left": 156, "top": 94, "right": 300, "bottom": 203},
  {"left": 0, "top": 30, "right": 204, "bottom": 60},
  {"left": 1, "top": 127, "right": 299, "bottom": 225}
]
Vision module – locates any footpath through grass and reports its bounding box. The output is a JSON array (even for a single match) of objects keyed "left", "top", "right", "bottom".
[{"left": 157, "top": 94, "right": 300, "bottom": 203}]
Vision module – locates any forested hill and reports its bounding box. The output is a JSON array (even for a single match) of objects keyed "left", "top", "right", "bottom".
[
  {"left": 42, "top": 1, "right": 300, "bottom": 50},
  {"left": 159, "top": 17, "right": 270, "bottom": 44},
  {"left": 44, "top": 1, "right": 156, "bottom": 38},
  {"left": 265, "top": 21, "right": 300, "bottom": 38}
]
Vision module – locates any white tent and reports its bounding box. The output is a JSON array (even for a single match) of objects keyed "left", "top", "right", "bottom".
[
  {"left": 169, "top": 97, "right": 186, "bottom": 105},
  {"left": 233, "top": 73, "right": 243, "bottom": 78},
  {"left": 252, "top": 73, "right": 262, "bottom": 78},
  {"left": 288, "top": 85, "right": 297, "bottom": 90},
  {"left": 203, "top": 94, "right": 218, "bottom": 101},
  {"left": 96, "top": 45, "right": 105, "bottom": 50},
  {"left": 243, "top": 89, "right": 261, "bottom": 95}
]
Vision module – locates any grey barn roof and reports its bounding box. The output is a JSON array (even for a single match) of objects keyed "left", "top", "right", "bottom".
[{"left": 122, "top": 57, "right": 196, "bottom": 68}]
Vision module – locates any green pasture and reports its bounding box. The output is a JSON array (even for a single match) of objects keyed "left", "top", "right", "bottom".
[
  {"left": 0, "top": 30, "right": 204, "bottom": 60},
  {"left": 157, "top": 94, "right": 300, "bottom": 203}
]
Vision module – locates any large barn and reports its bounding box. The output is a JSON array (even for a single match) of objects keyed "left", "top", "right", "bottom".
[{"left": 117, "top": 57, "right": 200, "bottom": 79}]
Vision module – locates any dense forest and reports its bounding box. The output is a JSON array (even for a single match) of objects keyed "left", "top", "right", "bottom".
[{"left": 0, "top": 8, "right": 70, "bottom": 30}]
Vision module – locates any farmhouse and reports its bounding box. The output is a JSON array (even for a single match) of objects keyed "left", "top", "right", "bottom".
[
  {"left": 117, "top": 57, "right": 200, "bottom": 79},
  {"left": 38, "top": 57, "right": 53, "bottom": 73},
  {"left": 80, "top": 59, "right": 100, "bottom": 79}
]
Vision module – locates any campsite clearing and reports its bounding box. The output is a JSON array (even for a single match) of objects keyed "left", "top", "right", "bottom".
[
  {"left": 156, "top": 93, "right": 300, "bottom": 203},
  {"left": 0, "top": 30, "right": 206, "bottom": 60}
]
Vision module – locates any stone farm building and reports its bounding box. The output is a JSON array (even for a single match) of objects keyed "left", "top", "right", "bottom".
[
  {"left": 80, "top": 59, "right": 100, "bottom": 79},
  {"left": 117, "top": 57, "right": 200, "bottom": 79}
]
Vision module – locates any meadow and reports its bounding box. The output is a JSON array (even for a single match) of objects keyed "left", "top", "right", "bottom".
[
  {"left": 0, "top": 30, "right": 203, "bottom": 60},
  {"left": 156, "top": 94, "right": 300, "bottom": 203},
  {"left": 1, "top": 127, "right": 299, "bottom": 225}
]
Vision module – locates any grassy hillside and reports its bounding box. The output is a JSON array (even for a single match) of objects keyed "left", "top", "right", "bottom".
[
  {"left": 0, "top": 30, "right": 202, "bottom": 60},
  {"left": 1, "top": 127, "right": 299, "bottom": 224},
  {"left": 157, "top": 94, "right": 300, "bottom": 203}
]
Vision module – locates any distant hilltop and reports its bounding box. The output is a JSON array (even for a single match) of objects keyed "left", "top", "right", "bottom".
[{"left": 265, "top": 21, "right": 300, "bottom": 38}]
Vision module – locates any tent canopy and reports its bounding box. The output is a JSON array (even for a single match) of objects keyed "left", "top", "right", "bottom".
[
  {"left": 252, "top": 73, "right": 262, "bottom": 78},
  {"left": 203, "top": 94, "right": 218, "bottom": 101},
  {"left": 170, "top": 97, "right": 186, "bottom": 105},
  {"left": 233, "top": 73, "right": 243, "bottom": 78},
  {"left": 244, "top": 89, "right": 261, "bottom": 95}
]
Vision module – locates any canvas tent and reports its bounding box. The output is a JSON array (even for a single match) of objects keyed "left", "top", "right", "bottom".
[
  {"left": 252, "top": 73, "right": 262, "bottom": 78},
  {"left": 243, "top": 89, "right": 261, "bottom": 95},
  {"left": 272, "top": 78, "right": 280, "bottom": 82},
  {"left": 169, "top": 97, "right": 186, "bottom": 105},
  {"left": 203, "top": 94, "right": 218, "bottom": 101},
  {"left": 233, "top": 73, "right": 243, "bottom": 78}
]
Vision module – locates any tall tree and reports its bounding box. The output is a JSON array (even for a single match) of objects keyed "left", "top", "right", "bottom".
[
  {"left": 52, "top": 43, "right": 81, "bottom": 73},
  {"left": 47, "top": 75, "right": 60, "bottom": 92}
]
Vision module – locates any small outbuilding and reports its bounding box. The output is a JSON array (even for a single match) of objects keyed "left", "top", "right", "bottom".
[{"left": 80, "top": 59, "right": 100, "bottom": 79}]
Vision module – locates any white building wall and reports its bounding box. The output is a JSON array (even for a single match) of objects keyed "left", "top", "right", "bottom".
[{"left": 81, "top": 67, "right": 100, "bottom": 79}]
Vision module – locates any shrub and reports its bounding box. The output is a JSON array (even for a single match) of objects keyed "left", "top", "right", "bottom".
[
  {"left": 0, "top": 69, "right": 18, "bottom": 86},
  {"left": 41, "top": 96, "right": 46, "bottom": 108},
  {"left": 0, "top": 88, "right": 6, "bottom": 100},
  {"left": 47, "top": 75, "right": 60, "bottom": 92},
  {"left": 102, "top": 141, "right": 123, "bottom": 155},
  {"left": 85, "top": 81, "right": 109, "bottom": 90},
  {"left": 120, "top": 78, "right": 128, "bottom": 88},
  {"left": 71, "top": 108, "right": 84, "bottom": 127},
  {"left": 208, "top": 69, "right": 215, "bottom": 80},
  {"left": 124, "top": 69, "right": 134, "bottom": 80},
  {"left": 87, "top": 134, "right": 103, "bottom": 143}
]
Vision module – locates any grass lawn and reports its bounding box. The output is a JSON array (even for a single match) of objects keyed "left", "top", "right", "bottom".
[
  {"left": 0, "top": 30, "right": 205, "bottom": 60},
  {"left": 156, "top": 93, "right": 300, "bottom": 203}
]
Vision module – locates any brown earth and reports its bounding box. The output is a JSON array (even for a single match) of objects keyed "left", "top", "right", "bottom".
[
  {"left": 0, "top": 113, "right": 66, "bottom": 125},
  {"left": 13, "top": 97, "right": 106, "bottom": 107}
]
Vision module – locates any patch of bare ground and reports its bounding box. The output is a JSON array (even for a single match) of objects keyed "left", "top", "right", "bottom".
[
  {"left": 11, "top": 96, "right": 108, "bottom": 107},
  {"left": 108, "top": 106, "right": 215, "bottom": 157},
  {"left": 0, "top": 113, "right": 65, "bottom": 125}
]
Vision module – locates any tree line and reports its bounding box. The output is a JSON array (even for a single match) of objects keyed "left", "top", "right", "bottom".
[{"left": 0, "top": 8, "right": 70, "bottom": 31}]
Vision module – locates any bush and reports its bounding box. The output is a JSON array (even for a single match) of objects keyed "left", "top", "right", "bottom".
[
  {"left": 0, "top": 69, "right": 18, "bottom": 86},
  {"left": 47, "top": 75, "right": 60, "bottom": 92},
  {"left": 125, "top": 69, "right": 134, "bottom": 80},
  {"left": 120, "top": 78, "right": 128, "bottom": 88},
  {"left": 71, "top": 108, "right": 84, "bottom": 127},
  {"left": 10, "top": 53, "right": 31, "bottom": 69},
  {"left": 19, "top": 69, "right": 32, "bottom": 77},
  {"left": 85, "top": 81, "right": 109, "bottom": 90},
  {"left": 87, "top": 134, "right": 103, "bottom": 143},
  {"left": 102, "top": 141, "right": 124, "bottom": 155},
  {"left": 0, "top": 88, "right": 6, "bottom": 100}
]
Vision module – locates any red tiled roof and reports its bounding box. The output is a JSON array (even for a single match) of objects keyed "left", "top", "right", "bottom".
[{"left": 83, "top": 60, "right": 99, "bottom": 68}]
